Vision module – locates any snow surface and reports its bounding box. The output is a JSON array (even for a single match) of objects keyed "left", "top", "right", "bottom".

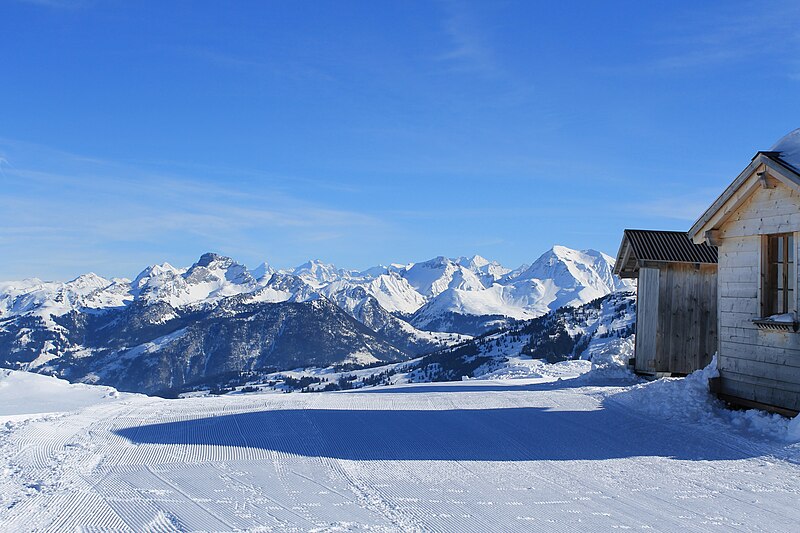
[
  {"left": 770, "top": 127, "right": 800, "bottom": 172},
  {"left": 0, "top": 369, "right": 130, "bottom": 418},
  {"left": 2, "top": 361, "right": 800, "bottom": 531},
  {"left": 766, "top": 312, "right": 795, "bottom": 323},
  {"left": 613, "top": 356, "right": 800, "bottom": 443}
]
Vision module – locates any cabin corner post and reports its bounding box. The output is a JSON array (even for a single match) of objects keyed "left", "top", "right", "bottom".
[
  {"left": 795, "top": 231, "right": 799, "bottom": 318},
  {"left": 759, "top": 234, "right": 767, "bottom": 318},
  {"left": 716, "top": 241, "right": 723, "bottom": 364}
]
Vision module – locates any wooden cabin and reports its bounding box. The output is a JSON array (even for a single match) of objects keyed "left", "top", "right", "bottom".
[
  {"left": 689, "top": 129, "right": 800, "bottom": 415},
  {"left": 614, "top": 230, "right": 718, "bottom": 376}
]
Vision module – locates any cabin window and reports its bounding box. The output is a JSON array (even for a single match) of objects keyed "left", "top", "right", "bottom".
[{"left": 763, "top": 233, "right": 795, "bottom": 317}]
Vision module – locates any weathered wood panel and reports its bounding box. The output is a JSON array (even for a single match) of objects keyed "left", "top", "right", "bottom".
[
  {"left": 718, "top": 357, "right": 800, "bottom": 389},
  {"left": 654, "top": 264, "right": 717, "bottom": 374},
  {"left": 720, "top": 180, "right": 800, "bottom": 239},
  {"left": 719, "top": 339, "right": 800, "bottom": 368},
  {"left": 719, "top": 377, "right": 800, "bottom": 412},
  {"left": 633, "top": 263, "right": 717, "bottom": 375},
  {"left": 635, "top": 268, "right": 659, "bottom": 373}
]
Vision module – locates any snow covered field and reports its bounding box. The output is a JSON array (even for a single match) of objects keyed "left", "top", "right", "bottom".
[{"left": 2, "top": 364, "right": 800, "bottom": 532}]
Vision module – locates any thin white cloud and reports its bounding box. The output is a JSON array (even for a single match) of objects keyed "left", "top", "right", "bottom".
[
  {"left": 629, "top": 192, "right": 720, "bottom": 223},
  {"left": 0, "top": 139, "right": 387, "bottom": 279},
  {"left": 172, "top": 46, "right": 337, "bottom": 84},
  {"left": 430, "top": 1, "right": 542, "bottom": 114},
  {"left": 595, "top": 1, "right": 800, "bottom": 76},
  {"left": 436, "top": 0, "right": 499, "bottom": 76},
  {"left": 3, "top": 168, "right": 378, "bottom": 236}
]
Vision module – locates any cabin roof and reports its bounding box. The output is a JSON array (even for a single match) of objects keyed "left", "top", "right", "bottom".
[
  {"left": 688, "top": 129, "right": 800, "bottom": 243},
  {"left": 614, "top": 230, "right": 718, "bottom": 278}
]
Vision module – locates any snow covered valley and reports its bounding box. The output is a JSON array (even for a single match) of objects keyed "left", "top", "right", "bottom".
[{"left": 2, "top": 364, "right": 800, "bottom": 532}]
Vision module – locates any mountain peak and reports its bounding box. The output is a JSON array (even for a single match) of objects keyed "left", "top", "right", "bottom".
[
  {"left": 358, "top": 265, "right": 389, "bottom": 278},
  {"left": 292, "top": 259, "right": 346, "bottom": 288},
  {"left": 67, "top": 272, "right": 110, "bottom": 287},
  {"left": 412, "top": 256, "right": 450, "bottom": 269},
  {"left": 132, "top": 263, "right": 181, "bottom": 286},
  {"left": 456, "top": 254, "right": 490, "bottom": 268},
  {"left": 186, "top": 253, "right": 252, "bottom": 286},
  {"left": 537, "top": 245, "right": 609, "bottom": 266},
  {"left": 249, "top": 261, "right": 274, "bottom": 280},
  {"left": 402, "top": 255, "right": 486, "bottom": 297},
  {"left": 295, "top": 259, "right": 334, "bottom": 270},
  {"left": 195, "top": 252, "right": 232, "bottom": 268},
  {"left": 514, "top": 245, "right": 630, "bottom": 308},
  {"left": 550, "top": 244, "right": 573, "bottom": 256}
]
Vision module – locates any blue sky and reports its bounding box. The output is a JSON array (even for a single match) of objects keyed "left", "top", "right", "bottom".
[{"left": 2, "top": 0, "right": 800, "bottom": 280}]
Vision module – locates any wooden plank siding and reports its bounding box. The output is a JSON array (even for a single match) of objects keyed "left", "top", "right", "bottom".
[
  {"left": 634, "top": 268, "right": 659, "bottom": 373},
  {"left": 719, "top": 378, "right": 800, "bottom": 416},
  {"left": 655, "top": 264, "right": 717, "bottom": 374},
  {"left": 717, "top": 178, "right": 800, "bottom": 412},
  {"left": 634, "top": 264, "right": 716, "bottom": 375}
]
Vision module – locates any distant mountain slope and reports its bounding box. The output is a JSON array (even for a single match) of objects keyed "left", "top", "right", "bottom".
[
  {"left": 515, "top": 246, "right": 626, "bottom": 310},
  {"left": 1, "top": 296, "right": 406, "bottom": 395},
  {"left": 324, "top": 285, "right": 466, "bottom": 355},
  {"left": 403, "top": 291, "right": 636, "bottom": 383},
  {"left": 320, "top": 272, "right": 426, "bottom": 315}
]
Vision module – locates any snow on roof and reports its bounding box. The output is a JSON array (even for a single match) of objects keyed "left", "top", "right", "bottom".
[{"left": 769, "top": 128, "right": 800, "bottom": 172}]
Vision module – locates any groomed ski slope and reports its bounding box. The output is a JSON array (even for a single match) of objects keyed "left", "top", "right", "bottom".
[{"left": 2, "top": 365, "right": 800, "bottom": 532}]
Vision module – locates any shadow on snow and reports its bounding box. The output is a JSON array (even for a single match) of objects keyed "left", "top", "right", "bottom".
[
  {"left": 114, "top": 401, "right": 752, "bottom": 462},
  {"left": 345, "top": 379, "right": 629, "bottom": 395}
]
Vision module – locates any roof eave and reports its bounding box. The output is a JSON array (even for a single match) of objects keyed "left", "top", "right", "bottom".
[
  {"left": 613, "top": 233, "right": 636, "bottom": 277},
  {"left": 688, "top": 153, "right": 800, "bottom": 244}
]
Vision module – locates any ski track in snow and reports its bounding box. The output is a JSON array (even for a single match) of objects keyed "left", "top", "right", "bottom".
[{"left": 2, "top": 379, "right": 800, "bottom": 532}]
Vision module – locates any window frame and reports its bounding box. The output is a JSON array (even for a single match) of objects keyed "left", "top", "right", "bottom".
[{"left": 761, "top": 232, "right": 796, "bottom": 318}]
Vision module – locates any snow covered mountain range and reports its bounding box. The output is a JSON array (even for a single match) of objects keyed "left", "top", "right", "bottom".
[
  {"left": 0, "top": 246, "right": 632, "bottom": 394},
  {"left": 264, "top": 290, "right": 637, "bottom": 393}
]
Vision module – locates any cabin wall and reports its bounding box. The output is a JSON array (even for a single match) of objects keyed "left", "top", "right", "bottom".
[
  {"left": 716, "top": 179, "right": 800, "bottom": 412},
  {"left": 634, "top": 264, "right": 717, "bottom": 375}
]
